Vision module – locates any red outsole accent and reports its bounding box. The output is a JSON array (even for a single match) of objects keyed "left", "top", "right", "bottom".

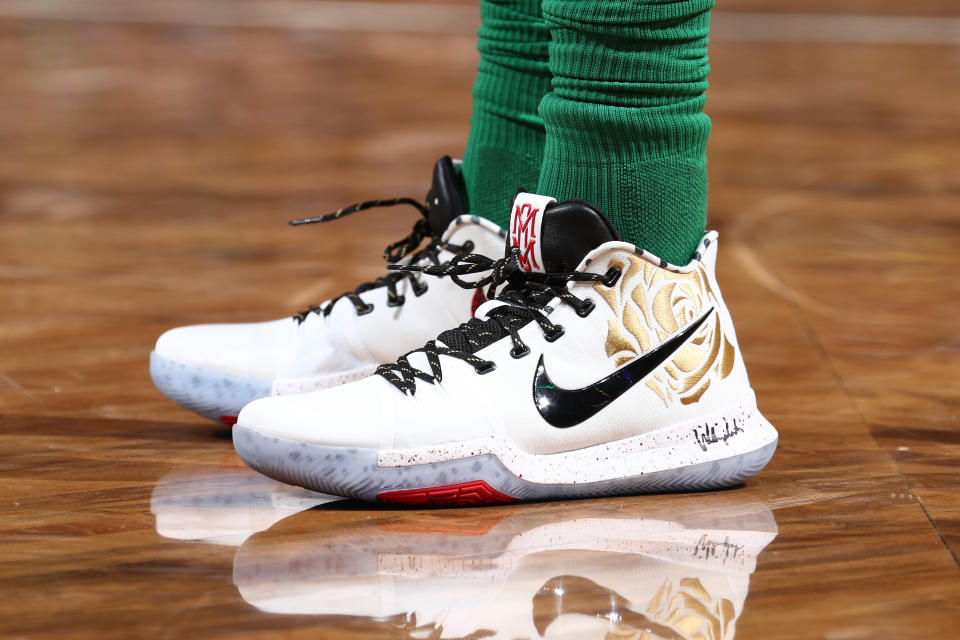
[
  {"left": 219, "top": 415, "right": 238, "bottom": 427},
  {"left": 377, "top": 480, "right": 517, "bottom": 507}
]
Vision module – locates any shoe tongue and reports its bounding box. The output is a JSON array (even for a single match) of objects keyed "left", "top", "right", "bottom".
[
  {"left": 436, "top": 193, "right": 620, "bottom": 355},
  {"left": 508, "top": 192, "right": 620, "bottom": 273},
  {"left": 424, "top": 156, "right": 466, "bottom": 234}
]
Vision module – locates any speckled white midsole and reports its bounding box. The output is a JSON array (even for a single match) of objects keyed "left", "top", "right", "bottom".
[
  {"left": 377, "top": 393, "right": 775, "bottom": 486},
  {"left": 233, "top": 393, "right": 777, "bottom": 502},
  {"left": 270, "top": 366, "right": 378, "bottom": 397}
]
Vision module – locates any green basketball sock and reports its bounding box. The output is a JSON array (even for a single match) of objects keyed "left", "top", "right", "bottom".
[
  {"left": 462, "top": 0, "right": 553, "bottom": 228},
  {"left": 537, "top": 0, "right": 714, "bottom": 265}
]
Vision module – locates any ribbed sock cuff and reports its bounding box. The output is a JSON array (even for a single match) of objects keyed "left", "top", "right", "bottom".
[
  {"left": 463, "top": 0, "right": 552, "bottom": 224},
  {"left": 536, "top": 0, "right": 714, "bottom": 264}
]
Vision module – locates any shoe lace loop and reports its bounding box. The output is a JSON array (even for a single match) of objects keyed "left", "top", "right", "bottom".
[
  {"left": 289, "top": 198, "right": 471, "bottom": 322},
  {"left": 387, "top": 244, "right": 523, "bottom": 297},
  {"left": 376, "top": 247, "right": 606, "bottom": 395}
]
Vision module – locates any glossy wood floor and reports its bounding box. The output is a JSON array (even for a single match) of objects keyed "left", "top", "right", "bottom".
[{"left": 1, "top": 1, "right": 958, "bottom": 638}]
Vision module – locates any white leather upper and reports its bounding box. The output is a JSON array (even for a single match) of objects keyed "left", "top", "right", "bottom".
[
  {"left": 237, "top": 232, "right": 757, "bottom": 456},
  {"left": 154, "top": 216, "right": 507, "bottom": 384}
]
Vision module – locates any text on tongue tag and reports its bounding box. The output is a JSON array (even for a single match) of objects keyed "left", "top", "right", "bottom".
[
  {"left": 511, "top": 202, "right": 540, "bottom": 271},
  {"left": 509, "top": 194, "right": 554, "bottom": 273}
]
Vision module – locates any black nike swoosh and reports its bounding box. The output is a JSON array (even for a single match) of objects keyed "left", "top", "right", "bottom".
[{"left": 533, "top": 308, "right": 714, "bottom": 428}]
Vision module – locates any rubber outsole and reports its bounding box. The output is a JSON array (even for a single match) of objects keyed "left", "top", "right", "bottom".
[
  {"left": 150, "top": 351, "right": 273, "bottom": 425},
  {"left": 233, "top": 425, "right": 778, "bottom": 505}
]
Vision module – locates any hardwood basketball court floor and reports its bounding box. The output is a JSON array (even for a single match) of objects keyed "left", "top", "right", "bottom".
[{"left": 1, "top": 1, "right": 958, "bottom": 637}]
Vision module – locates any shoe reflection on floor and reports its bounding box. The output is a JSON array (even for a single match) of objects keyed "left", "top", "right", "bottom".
[
  {"left": 150, "top": 460, "right": 341, "bottom": 547},
  {"left": 233, "top": 492, "right": 777, "bottom": 639}
]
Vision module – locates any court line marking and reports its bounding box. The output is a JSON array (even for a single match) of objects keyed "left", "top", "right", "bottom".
[
  {"left": 0, "top": 0, "right": 957, "bottom": 45},
  {"left": 0, "top": 0, "right": 480, "bottom": 34},
  {"left": 712, "top": 12, "right": 960, "bottom": 46}
]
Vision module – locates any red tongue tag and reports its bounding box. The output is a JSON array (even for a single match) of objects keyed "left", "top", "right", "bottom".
[{"left": 509, "top": 193, "right": 555, "bottom": 273}]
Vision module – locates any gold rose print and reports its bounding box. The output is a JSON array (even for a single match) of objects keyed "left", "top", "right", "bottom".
[
  {"left": 639, "top": 577, "right": 737, "bottom": 640},
  {"left": 533, "top": 575, "right": 737, "bottom": 640},
  {"left": 594, "top": 255, "right": 736, "bottom": 407}
]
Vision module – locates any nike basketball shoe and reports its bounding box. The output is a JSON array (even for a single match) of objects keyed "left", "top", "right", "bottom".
[
  {"left": 233, "top": 192, "right": 778, "bottom": 503},
  {"left": 150, "top": 157, "right": 506, "bottom": 425}
]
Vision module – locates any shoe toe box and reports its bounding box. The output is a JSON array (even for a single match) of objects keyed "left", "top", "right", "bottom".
[
  {"left": 235, "top": 379, "right": 385, "bottom": 449},
  {"left": 154, "top": 319, "right": 293, "bottom": 380}
]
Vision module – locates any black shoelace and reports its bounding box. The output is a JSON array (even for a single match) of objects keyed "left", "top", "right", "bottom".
[
  {"left": 375, "top": 246, "right": 621, "bottom": 395},
  {"left": 289, "top": 198, "right": 474, "bottom": 322}
]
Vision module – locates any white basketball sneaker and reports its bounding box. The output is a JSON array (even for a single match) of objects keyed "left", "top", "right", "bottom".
[
  {"left": 150, "top": 157, "right": 507, "bottom": 425},
  {"left": 233, "top": 192, "right": 778, "bottom": 503}
]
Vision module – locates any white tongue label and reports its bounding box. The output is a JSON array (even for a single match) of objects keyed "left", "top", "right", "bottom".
[{"left": 509, "top": 193, "right": 555, "bottom": 273}]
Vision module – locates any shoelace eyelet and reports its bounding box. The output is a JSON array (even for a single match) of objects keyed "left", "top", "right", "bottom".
[
  {"left": 576, "top": 298, "right": 596, "bottom": 318},
  {"left": 475, "top": 361, "right": 497, "bottom": 375},
  {"left": 510, "top": 345, "right": 531, "bottom": 359},
  {"left": 412, "top": 280, "right": 429, "bottom": 296},
  {"left": 601, "top": 267, "right": 622, "bottom": 288},
  {"left": 387, "top": 294, "right": 406, "bottom": 308},
  {"left": 357, "top": 303, "right": 375, "bottom": 315},
  {"left": 545, "top": 325, "right": 565, "bottom": 342}
]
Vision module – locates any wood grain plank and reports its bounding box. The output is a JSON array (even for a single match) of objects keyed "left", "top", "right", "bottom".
[{"left": 0, "top": 6, "right": 958, "bottom": 638}]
